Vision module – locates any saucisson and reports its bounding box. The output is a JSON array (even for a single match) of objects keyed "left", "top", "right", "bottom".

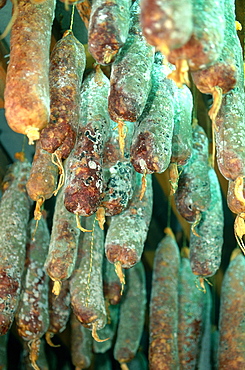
[
  {"left": 88, "top": 0, "right": 131, "bottom": 65},
  {"left": 149, "top": 229, "right": 180, "bottom": 369},
  {"left": 4, "top": 0, "right": 56, "bottom": 144},
  {"left": 0, "top": 160, "right": 32, "bottom": 335},
  {"left": 40, "top": 30, "right": 86, "bottom": 160}
]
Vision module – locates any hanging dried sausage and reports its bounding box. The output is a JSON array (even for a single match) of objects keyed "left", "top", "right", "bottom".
[{"left": 4, "top": 0, "right": 56, "bottom": 144}]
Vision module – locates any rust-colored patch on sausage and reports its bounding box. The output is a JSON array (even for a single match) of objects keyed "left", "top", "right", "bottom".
[
  {"left": 174, "top": 175, "right": 199, "bottom": 223},
  {"left": 106, "top": 244, "right": 138, "bottom": 268},
  {"left": 130, "top": 132, "right": 160, "bottom": 174},
  {"left": 0, "top": 270, "right": 20, "bottom": 334},
  {"left": 64, "top": 125, "right": 104, "bottom": 216},
  {"left": 72, "top": 304, "right": 98, "bottom": 328},
  {"left": 108, "top": 84, "right": 140, "bottom": 123},
  {"left": 192, "top": 63, "right": 236, "bottom": 95},
  {"left": 89, "top": 3, "right": 121, "bottom": 65}
]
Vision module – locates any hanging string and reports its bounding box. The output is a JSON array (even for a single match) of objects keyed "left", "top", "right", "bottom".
[{"left": 70, "top": 5, "right": 75, "bottom": 31}]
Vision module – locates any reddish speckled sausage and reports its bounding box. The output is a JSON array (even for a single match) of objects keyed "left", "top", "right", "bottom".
[
  {"left": 26, "top": 140, "right": 58, "bottom": 220},
  {"left": 4, "top": 0, "right": 56, "bottom": 144},
  {"left": 140, "top": 0, "right": 193, "bottom": 53},
  {"left": 168, "top": 0, "right": 225, "bottom": 72},
  {"left": 40, "top": 30, "right": 86, "bottom": 160},
  {"left": 88, "top": 0, "right": 131, "bottom": 65},
  {"left": 64, "top": 67, "right": 110, "bottom": 217},
  {"left": 149, "top": 229, "right": 180, "bottom": 369},
  {"left": 191, "top": 0, "right": 239, "bottom": 123},
  {"left": 15, "top": 216, "right": 50, "bottom": 368}
]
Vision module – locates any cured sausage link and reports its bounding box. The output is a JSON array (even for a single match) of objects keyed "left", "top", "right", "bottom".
[
  {"left": 40, "top": 31, "right": 86, "bottom": 160},
  {"left": 4, "top": 0, "right": 56, "bottom": 144},
  {"left": 0, "top": 161, "right": 32, "bottom": 335}
]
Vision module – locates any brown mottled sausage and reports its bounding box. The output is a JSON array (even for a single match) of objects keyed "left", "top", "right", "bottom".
[
  {"left": 168, "top": 0, "right": 225, "bottom": 72},
  {"left": 108, "top": 0, "right": 155, "bottom": 123},
  {"left": 76, "top": 1, "right": 92, "bottom": 29},
  {"left": 149, "top": 229, "right": 180, "bottom": 369},
  {"left": 15, "top": 216, "right": 50, "bottom": 368},
  {"left": 191, "top": 0, "right": 239, "bottom": 122},
  {"left": 140, "top": 0, "right": 193, "bottom": 53},
  {"left": 40, "top": 30, "right": 86, "bottom": 160},
  {"left": 213, "top": 1, "right": 245, "bottom": 181},
  {"left": 4, "top": 0, "right": 56, "bottom": 144},
  {"left": 217, "top": 250, "right": 245, "bottom": 369},
  {"left": 178, "top": 251, "right": 205, "bottom": 368},
  {"left": 64, "top": 67, "right": 110, "bottom": 217},
  {"left": 227, "top": 177, "right": 245, "bottom": 215},
  {"left": 70, "top": 215, "right": 107, "bottom": 334},
  {"left": 44, "top": 160, "right": 80, "bottom": 292},
  {"left": 105, "top": 172, "right": 153, "bottom": 268},
  {"left": 130, "top": 52, "right": 175, "bottom": 174},
  {"left": 0, "top": 160, "right": 32, "bottom": 335},
  {"left": 26, "top": 140, "right": 58, "bottom": 220},
  {"left": 88, "top": 0, "right": 131, "bottom": 65}
]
